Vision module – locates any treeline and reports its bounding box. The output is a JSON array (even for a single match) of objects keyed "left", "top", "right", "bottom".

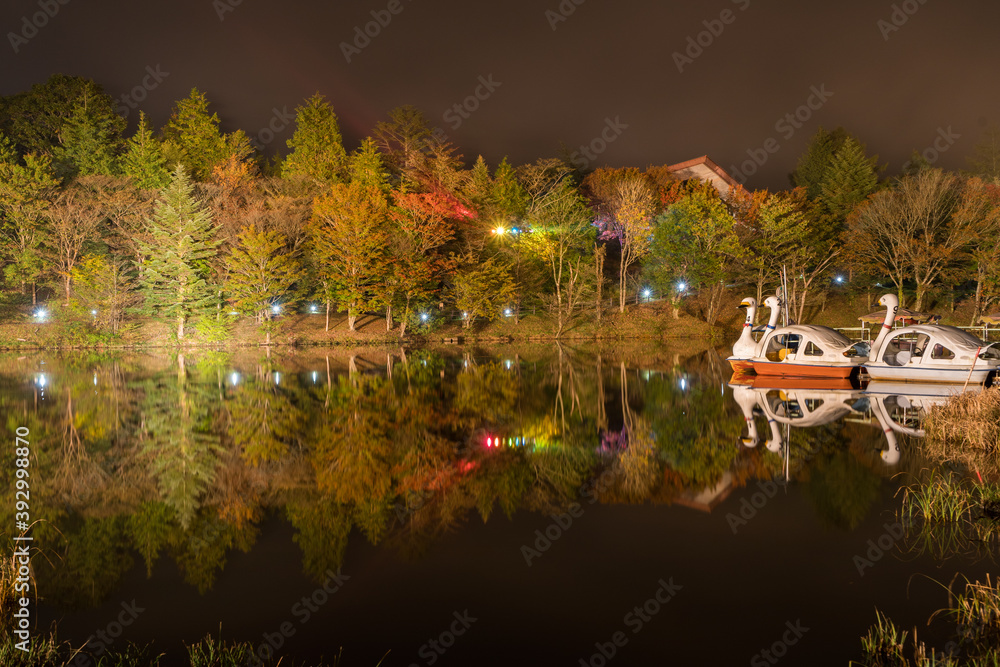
[{"left": 2, "top": 74, "right": 1000, "bottom": 340}]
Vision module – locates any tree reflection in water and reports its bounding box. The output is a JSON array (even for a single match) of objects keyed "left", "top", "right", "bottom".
[{"left": 0, "top": 343, "right": 894, "bottom": 609}]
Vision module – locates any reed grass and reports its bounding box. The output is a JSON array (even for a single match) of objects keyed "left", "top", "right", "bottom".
[
  {"left": 924, "top": 387, "right": 1000, "bottom": 477},
  {"left": 900, "top": 470, "right": 975, "bottom": 525},
  {"left": 858, "top": 610, "right": 909, "bottom": 666},
  {"left": 858, "top": 577, "right": 1000, "bottom": 665}
]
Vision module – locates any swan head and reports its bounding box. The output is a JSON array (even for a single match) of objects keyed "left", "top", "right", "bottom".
[
  {"left": 763, "top": 296, "right": 781, "bottom": 311},
  {"left": 880, "top": 444, "right": 900, "bottom": 465},
  {"left": 879, "top": 293, "right": 899, "bottom": 310},
  {"left": 739, "top": 297, "right": 756, "bottom": 309}
]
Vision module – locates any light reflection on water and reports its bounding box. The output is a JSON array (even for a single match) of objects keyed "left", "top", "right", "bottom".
[{"left": 0, "top": 345, "right": 991, "bottom": 664}]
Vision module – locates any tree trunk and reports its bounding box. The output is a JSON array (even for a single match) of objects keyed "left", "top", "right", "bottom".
[
  {"left": 618, "top": 258, "right": 626, "bottom": 313},
  {"left": 325, "top": 299, "right": 330, "bottom": 332},
  {"left": 177, "top": 314, "right": 185, "bottom": 340},
  {"left": 385, "top": 304, "right": 393, "bottom": 331}
]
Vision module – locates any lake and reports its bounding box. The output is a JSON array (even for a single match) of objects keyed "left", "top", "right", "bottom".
[{"left": 4, "top": 342, "right": 994, "bottom": 666}]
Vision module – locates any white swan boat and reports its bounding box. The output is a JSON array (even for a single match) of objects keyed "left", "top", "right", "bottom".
[
  {"left": 864, "top": 382, "right": 984, "bottom": 464},
  {"left": 727, "top": 296, "right": 780, "bottom": 373},
  {"left": 864, "top": 294, "right": 1000, "bottom": 383},
  {"left": 749, "top": 324, "right": 868, "bottom": 378}
]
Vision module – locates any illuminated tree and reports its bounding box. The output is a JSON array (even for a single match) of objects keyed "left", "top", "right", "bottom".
[
  {"left": 0, "top": 147, "right": 58, "bottom": 303},
  {"left": 224, "top": 227, "right": 300, "bottom": 324},
  {"left": 121, "top": 112, "right": 170, "bottom": 190},
  {"left": 310, "top": 180, "right": 389, "bottom": 331},
  {"left": 44, "top": 182, "right": 105, "bottom": 305},
  {"left": 162, "top": 88, "right": 253, "bottom": 181},
  {"left": 522, "top": 176, "right": 594, "bottom": 336},
  {"left": 649, "top": 181, "right": 743, "bottom": 325},
  {"left": 453, "top": 257, "right": 517, "bottom": 327},
  {"left": 138, "top": 165, "right": 219, "bottom": 339},
  {"left": 69, "top": 254, "right": 138, "bottom": 332},
  {"left": 281, "top": 93, "right": 347, "bottom": 189}
]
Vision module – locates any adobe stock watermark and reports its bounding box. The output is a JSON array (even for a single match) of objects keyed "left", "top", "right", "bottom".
[
  {"left": 116, "top": 65, "right": 170, "bottom": 119},
  {"left": 408, "top": 610, "right": 477, "bottom": 666},
  {"left": 8, "top": 0, "right": 71, "bottom": 54},
  {"left": 878, "top": 0, "right": 930, "bottom": 41},
  {"left": 246, "top": 568, "right": 350, "bottom": 667},
  {"left": 725, "top": 478, "right": 779, "bottom": 534},
  {"left": 672, "top": 0, "right": 751, "bottom": 73},
  {"left": 340, "top": 0, "right": 414, "bottom": 64},
  {"left": 213, "top": 0, "right": 242, "bottom": 21},
  {"left": 570, "top": 117, "right": 629, "bottom": 171},
  {"left": 729, "top": 84, "right": 833, "bottom": 184},
  {"left": 249, "top": 106, "right": 296, "bottom": 151},
  {"left": 901, "top": 126, "right": 960, "bottom": 172},
  {"left": 521, "top": 503, "right": 584, "bottom": 566},
  {"left": 442, "top": 75, "right": 502, "bottom": 131},
  {"left": 578, "top": 578, "right": 683, "bottom": 667},
  {"left": 853, "top": 521, "right": 907, "bottom": 576},
  {"left": 68, "top": 600, "right": 145, "bottom": 667},
  {"left": 545, "top": 0, "right": 586, "bottom": 31},
  {"left": 750, "top": 620, "right": 810, "bottom": 666}
]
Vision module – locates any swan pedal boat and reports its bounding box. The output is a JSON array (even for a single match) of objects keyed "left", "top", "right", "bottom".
[
  {"left": 749, "top": 325, "right": 867, "bottom": 378},
  {"left": 865, "top": 295, "right": 1000, "bottom": 383}
]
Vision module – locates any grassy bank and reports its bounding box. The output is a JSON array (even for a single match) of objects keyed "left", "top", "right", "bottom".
[
  {"left": 0, "top": 299, "right": 729, "bottom": 351},
  {"left": 6, "top": 288, "right": 971, "bottom": 351}
]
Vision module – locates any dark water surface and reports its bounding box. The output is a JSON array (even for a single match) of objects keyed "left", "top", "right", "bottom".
[{"left": 3, "top": 343, "right": 994, "bottom": 666}]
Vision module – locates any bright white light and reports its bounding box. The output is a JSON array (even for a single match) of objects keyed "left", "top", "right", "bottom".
[
  {"left": 677, "top": 282, "right": 687, "bottom": 292},
  {"left": 35, "top": 374, "right": 47, "bottom": 388},
  {"left": 494, "top": 226, "right": 505, "bottom": 235},
  {"left": 90, "top": 309, "right": 97, "bottom": 316},
  {"left": 309, "top": 304, "right": 318, "bottom": 313},
  {"left": 272, "top": 304, "right": 281, "bottom": 314},
  {"left": 680, "top": 378, "right": 687, "bottom": 391},
  {"left": 505, "top": 359, "right": 512, "bottom": 369},
  {"left": 34, "top": 308, "right": 47, "bottom": 321},
  {"left": 273, "top": 372, "right": 281, "bottom": 385},
  {"left": 462, "top": 311, "right": 468, "bottom": 319},
  {"left": 230, "top": 372, "right": 240, "bottom": 386},
  {"left": 311, "top": 371, "right": 318, "bottom": 384},
  {"left": 835, "top": 275, "right": 845, "bottom": 284},
  {"left": 643, "top": 289, "right": 651, "bottom": 298},
  {"left": 93, "top": 373, "right": 97, "bottom": 386},
  {"left": 420, "top": 313, "right": 429, "bottom": 322},
  {"left": 504, "top": 308, "right": 512, "bottom": 317}
]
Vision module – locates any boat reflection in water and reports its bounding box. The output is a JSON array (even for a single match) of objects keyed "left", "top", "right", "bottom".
[
  {"left": 864, "top": 381, "right": 985, "bottom": 464},
  {"left": 732, "top": 372, "right": 991, "bottom": 467}
]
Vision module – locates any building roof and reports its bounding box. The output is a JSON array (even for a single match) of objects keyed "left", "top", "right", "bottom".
[{"left": 667, "top": 155, "right": 740, "bottom": 196}]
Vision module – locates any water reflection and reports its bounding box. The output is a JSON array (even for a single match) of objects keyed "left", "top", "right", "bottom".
[{"left": 0, "top": 346, "right": 926, "bottom": 611}]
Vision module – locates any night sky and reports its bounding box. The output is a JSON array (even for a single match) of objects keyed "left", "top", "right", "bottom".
[{"left": 2, "top": 0, "right": 998, "bottom": 189}]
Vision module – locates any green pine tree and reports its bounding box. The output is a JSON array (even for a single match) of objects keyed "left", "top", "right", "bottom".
[
  {"left": 790, "top": 127, "right": 849, "bottom": 199},
  {"left": 121, "top": 112, "right": 170, "bottom": 190},
  {"left": 162, "top": 88, "right": 252, "bottom": 181},
  {"left": 52, "top": 103, "right": 122, "bottom": 178},
  {"left": 818, "top": 136, "right": 880, "bottom": 222},
  {"left": 138, "top": 165, "right": 219, "bottom": 339},
  {"left": 224, "top": 227, "right": 300, "bottom": 325},
  {"left": 348, "top": 137, "right": 391, "bottom": 192},
  {"left": 281, "top": 93, "right": 346, "bottom": 187}
]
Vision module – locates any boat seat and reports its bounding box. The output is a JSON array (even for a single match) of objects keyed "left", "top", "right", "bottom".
[
  {"left": 897, "top": 350, "right": 911, "bottom": 365},
  {"left": 778, "top": 348, "right": 790, "bottom": 361}
]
